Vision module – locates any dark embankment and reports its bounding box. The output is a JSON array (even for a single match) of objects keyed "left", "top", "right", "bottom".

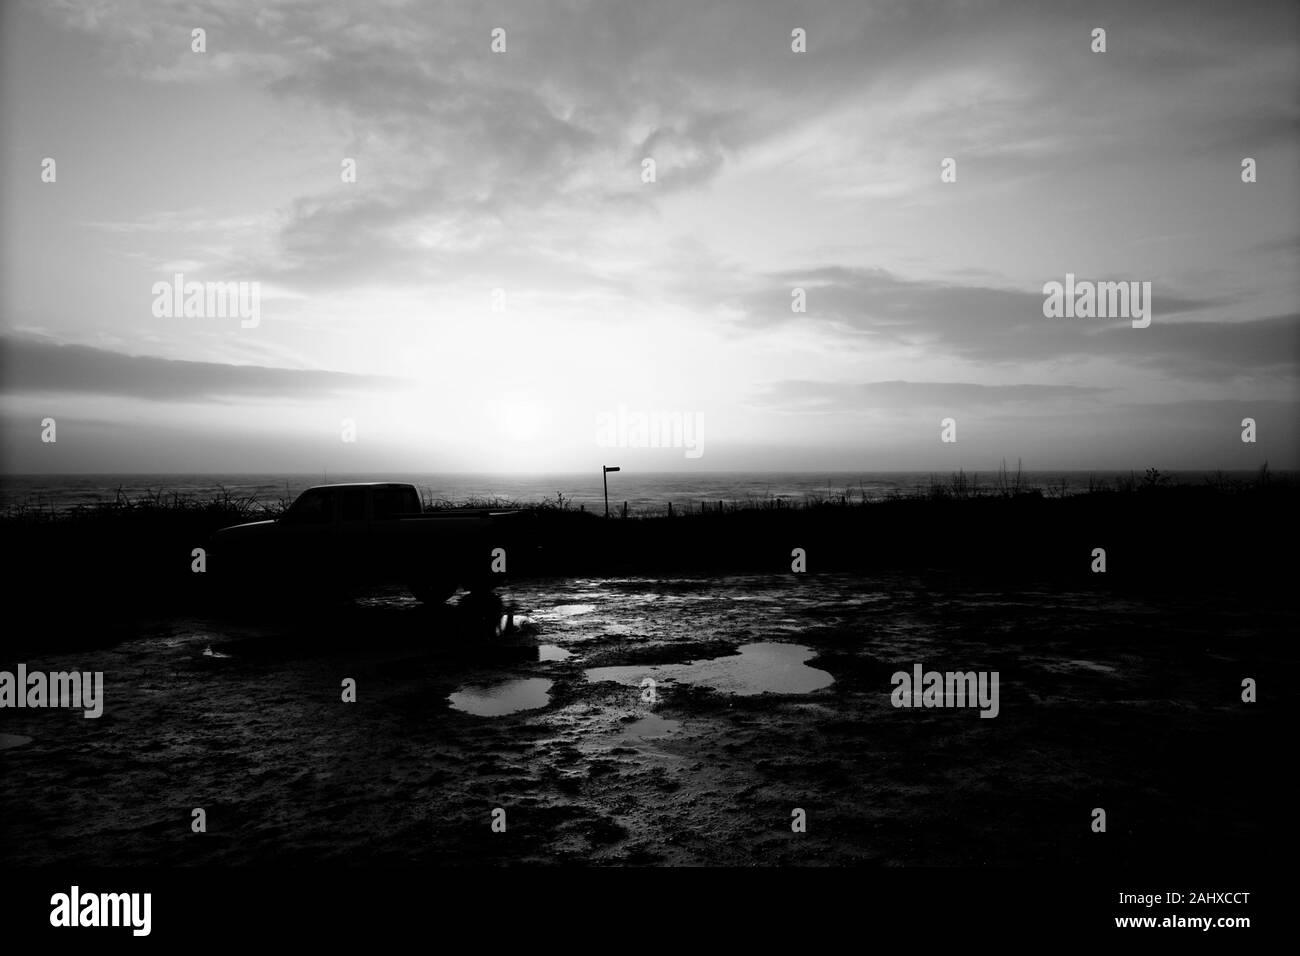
[{"left": 2, "top": 473, "right": 1295, "bottom": 654}]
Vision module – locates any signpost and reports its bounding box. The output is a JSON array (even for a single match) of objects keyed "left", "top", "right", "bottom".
[{"left": 603, "top": 465, "right": 620, "bottom": 518}]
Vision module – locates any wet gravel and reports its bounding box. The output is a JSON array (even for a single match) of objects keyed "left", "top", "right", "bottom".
[{"left": 1, "top": 572, "right": 1291, "bottom": 866}]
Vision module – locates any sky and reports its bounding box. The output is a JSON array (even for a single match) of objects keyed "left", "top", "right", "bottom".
[{"left": 1, "top": 0, "right": 1297, "bottom": 473}]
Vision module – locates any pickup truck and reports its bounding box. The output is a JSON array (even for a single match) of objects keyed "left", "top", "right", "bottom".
[{"left": 210, "top": 482, "right": 528, "bottom": 605}]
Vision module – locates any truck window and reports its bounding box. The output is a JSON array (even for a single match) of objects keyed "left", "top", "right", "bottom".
[
  {"left": 290, "top": 488, "right": 335, "bottom": 525},
  {"left": 341, "top": 487, "right": 367, "bottom": 522},
  {"left": 373, "top": 487, "right": 419, "bottom": 519}
]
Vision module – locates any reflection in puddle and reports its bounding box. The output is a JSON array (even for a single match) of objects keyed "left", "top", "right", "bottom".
[
  {"left": 538, "top": 644, "right": 572, "bottom": 662},
  {"left": 354, "top": 593, "right": 419, "bottom": 609},
  {"left": 448, "top": 678, "right": 553, "bottom": 717},
  {"left": 544, "top": 604, "right": 595, "bottom": 617},
  {"left": 585, "top": 642, "right": 833, "bottom": 696},
  {"left": 1064, "top": 659, "right": 1117, "bottom": 673},
  {"left": 0, "top": 734, "right": 34, "bottom": 751},
  {"left": 581, "top": 713, "right": 683, "bottom": 758}
]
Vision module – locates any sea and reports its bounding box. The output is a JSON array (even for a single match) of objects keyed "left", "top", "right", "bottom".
[{"left": 0, "top": 470, "right": 1279, "bottom": 515}]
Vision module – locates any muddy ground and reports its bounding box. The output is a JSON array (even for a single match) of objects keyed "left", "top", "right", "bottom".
[{"left": 1, "top": 572, "right": 1292, "bottom": 866}]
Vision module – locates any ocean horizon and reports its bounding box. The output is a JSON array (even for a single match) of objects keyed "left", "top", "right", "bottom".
[{"left": 1, "top": 469, "right": 1287, "bottom": 514}]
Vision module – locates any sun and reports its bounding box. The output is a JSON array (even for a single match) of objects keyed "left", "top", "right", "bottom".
[{"left": 492, "top": 394, "right": 553, "bottom": 443}]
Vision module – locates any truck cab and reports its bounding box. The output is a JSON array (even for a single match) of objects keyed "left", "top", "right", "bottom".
[{"left": 211, "top": 483, "right": 524, "bottom": 605}]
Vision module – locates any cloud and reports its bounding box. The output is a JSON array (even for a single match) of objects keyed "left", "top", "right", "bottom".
[
  {"left": 730, "top": 267, "right": 1296, "bottom": 379},
  {"left": 16, "top": 0, "right": 1297, "bottom": 473},
  {"left": 0, "top": 336, "right": 406, "bottom": 402},
  {"left": 750, "top": 379, "right": 1110, "bottom": 414},
  {"left": 36, "top": 0, "right": 1299, "bottom": 295},
  {"left": 1246, "top": 234, "right": 1300, "bottom": 257}
]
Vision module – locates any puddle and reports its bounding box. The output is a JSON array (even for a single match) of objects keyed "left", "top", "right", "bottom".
[
  {"left": 1064, "top": 659, "right": 1118, "bottom": 674},
  {"left": 585, "top": 642, "right": 833, "bottom": 696},
  {"left": 354, "top": 593, "right": 418, "bottom": 609},
  {"left": 528, "top": 603, "right": 604, "bottom": 640},
  {"left": 538, "top": 644, "right": 572, "bottom": 662},
  {"left": 0, "top": 734, "right": 34, "bottom": 751},
  {"left": 1040, "top": 658, "right": 1119, "bottom": 676},
  {"left": 621, "top": 714, "right": 681, "bottom": 740},
  {"left": 448, "top": 678, "right": 553, "bottom": 717},
  {"left": 544, "top": 604, "right": 596, "bottom": 617},
  {"left": 580, "top": 714, "right": 684, "bottom": 758}
]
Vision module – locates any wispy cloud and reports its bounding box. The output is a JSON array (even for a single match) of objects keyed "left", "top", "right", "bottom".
[
  {"left": 751, "top": 379, "right": 1110, "bottom": 414},
  {"left": 729, "top": 267, "right": 1295, "bottom": 380},
  {"left": 0, "top": 336, "right": 406, "bottom": 402}
]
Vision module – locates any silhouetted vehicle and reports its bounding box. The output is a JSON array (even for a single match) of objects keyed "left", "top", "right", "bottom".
[{"left": 210, "top": 482, "right": 526, "bottom": 604}]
